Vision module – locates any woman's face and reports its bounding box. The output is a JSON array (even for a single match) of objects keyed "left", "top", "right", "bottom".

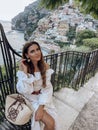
[{"left": 26, "top": 44, "right": 42, "bottom": 63}]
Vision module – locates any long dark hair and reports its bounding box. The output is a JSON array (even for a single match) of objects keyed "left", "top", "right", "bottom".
[{"left": 22, "top": 41, "right": 46, "bottom": 87}]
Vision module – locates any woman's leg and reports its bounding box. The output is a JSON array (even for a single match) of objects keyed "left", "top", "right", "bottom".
[{"left": 41, "top": 110, "right": 55, "bottom": 130}]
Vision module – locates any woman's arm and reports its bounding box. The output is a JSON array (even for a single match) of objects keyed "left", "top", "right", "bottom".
[
  {"left": 16, "top": 59, "right": 36, "bottom": 94},
  {"left": 16, "top": 70, "right": 35, "bottom": 94}
]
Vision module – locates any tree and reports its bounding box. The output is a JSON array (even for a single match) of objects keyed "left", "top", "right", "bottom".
[
  {"left": 40, "top": 0, "right": 98, "bottom": 19},
  {"left": 76, "top": 0, "right": 98, "bottom": 19},
  {"left": 75, "top": 29, "right": 96, "bottom": 46},
  {"left": 40, "top": 0, "right": 68, "bottom": 9},
  {"left": 66, "top": 24, "right": 77, "bottom": 43}
]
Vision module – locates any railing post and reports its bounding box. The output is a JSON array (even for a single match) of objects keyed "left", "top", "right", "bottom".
[{"left": 81, "top": 53, "right": 90, "bottom": 86}]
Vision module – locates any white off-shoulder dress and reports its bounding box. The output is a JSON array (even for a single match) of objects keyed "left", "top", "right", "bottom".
[{"left": 16, "top": 69, "right": 61, "bottom": 130}]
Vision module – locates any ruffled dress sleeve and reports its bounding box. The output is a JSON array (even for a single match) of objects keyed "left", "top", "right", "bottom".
[
  {"left": 38, "top": 69, "right": 54, "bottom": 106},
  {"left": 16, "top": 70, "right": 37, "bottom": 94}
]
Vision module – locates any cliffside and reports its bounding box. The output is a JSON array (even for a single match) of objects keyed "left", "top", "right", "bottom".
[
  {"left": 11, "top": 0, "right": 50, "bottom": 40},
  {"left": 11, "top": 2, "right": 98, "bottom": 54}
]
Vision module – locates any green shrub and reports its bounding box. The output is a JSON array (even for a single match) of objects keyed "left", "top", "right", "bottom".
[
  {"left": 76, "top": 29, "right": 96, "bottom": 46},
  {"left": 83, "top": 38, "right": 98, "bottom": 50}
]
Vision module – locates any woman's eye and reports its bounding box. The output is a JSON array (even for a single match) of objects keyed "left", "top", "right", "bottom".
[
  {"left": 36, "top": 48, "right": 40, "bottom": 51},
  {"left": 30, "top": 50, "right": 34, "bottom": 53}
]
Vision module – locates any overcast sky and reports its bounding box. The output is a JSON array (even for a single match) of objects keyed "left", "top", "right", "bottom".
[{"left": 0, "top": 0, "right": 36, "bottom": 21}]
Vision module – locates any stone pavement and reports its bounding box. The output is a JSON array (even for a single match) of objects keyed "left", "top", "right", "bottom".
[{"left": 53, "top": 72, "right": 98, "bottom": 130}]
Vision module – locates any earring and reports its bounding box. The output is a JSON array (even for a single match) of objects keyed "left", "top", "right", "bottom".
[{"left": 27, "top": 58, "right": 30, "bottom": 62}]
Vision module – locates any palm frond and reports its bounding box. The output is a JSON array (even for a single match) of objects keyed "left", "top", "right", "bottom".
[{"left": 40, "top": 0, "right": 68, "bottom": 9}]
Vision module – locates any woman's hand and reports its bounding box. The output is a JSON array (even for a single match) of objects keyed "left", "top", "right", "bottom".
[
  {"left": 19, "top": 59, "right": 28, "bottom": 74},
  {"left": 35, "top": 105, "right": 44, "bottom": 121}
]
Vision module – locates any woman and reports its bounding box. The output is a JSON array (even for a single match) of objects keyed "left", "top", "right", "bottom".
[{"left": 16, "top": 41, "right": 60, "bottom": 130}]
